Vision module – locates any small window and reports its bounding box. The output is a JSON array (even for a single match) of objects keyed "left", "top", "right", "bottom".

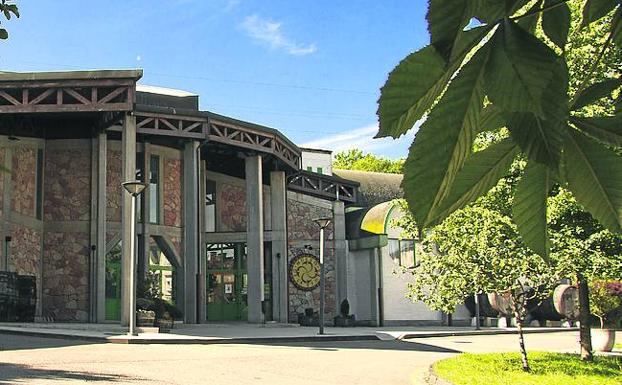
[
  {"left": 149, "top": 155, "right": 160, "bottom": 224},
  {"left": 306, "top": 166, "right": 313, "bottom": 172},
  {"left": 317, "top": 167, "right": 323, "bottom": 174},
  {"left": 388, "top": 239, "right": 416, "bottom": 268},
  {"left": 205, "top": 180, "right": 216, "bottom": 232}
]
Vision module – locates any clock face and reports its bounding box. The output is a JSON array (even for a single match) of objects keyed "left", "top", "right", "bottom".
[{"left": 289, "top": 254, "right": 320, "bottom": 291}]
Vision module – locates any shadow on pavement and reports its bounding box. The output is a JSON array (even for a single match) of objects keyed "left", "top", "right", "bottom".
[
  {"left": 0, "top": 333, "right": 103, "bottom": 352},
  {"left": 258, "top": 339, "right": 461, "bottom": 353},
  {"left": 0, "top": 363, "right": 138, "bottom": 383}
]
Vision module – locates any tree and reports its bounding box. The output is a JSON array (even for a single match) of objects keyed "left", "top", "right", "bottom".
[
  {"left": 377, "top": 0, "right": 622, "bottom": 266},
  {"left": 408, "top": 205, "right": 556, "bottom": 371},
  {"left": 333, "top": 149, "right": 404, "bottom": 173},
  {"left": 0, "top": 1, "right": 19, "bottom": 39}
]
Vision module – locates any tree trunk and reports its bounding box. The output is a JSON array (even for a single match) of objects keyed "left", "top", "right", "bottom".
[
  {"left": 577, "top": 275, "right": 593, "bottom": 361},
  {"left": 515, "top": 310, "right": 530, "bottom": 372}
]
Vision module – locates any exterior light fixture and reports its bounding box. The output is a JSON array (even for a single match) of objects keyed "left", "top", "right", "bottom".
[
  {"left": 122, "top": 180, "right": 147, "bottom": 336},
  {"left": 313, "top": 217, "right": 332, "bottom": 335}
]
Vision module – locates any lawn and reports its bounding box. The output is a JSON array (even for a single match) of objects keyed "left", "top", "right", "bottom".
[{"left": 433, "top": 352, "right": 622, "bottom": 385}]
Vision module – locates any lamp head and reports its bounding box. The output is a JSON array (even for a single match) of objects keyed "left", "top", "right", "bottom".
[
  {"left": 122, "top": 180, "right": 147, "bottom": 196},
  {"left": 313, "top": 217, "right": 332, "bottom": 229}
]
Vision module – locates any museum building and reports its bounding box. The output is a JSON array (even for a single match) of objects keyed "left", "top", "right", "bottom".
[{"left": 0, "top": 69, "right": 467, "bottom": 327}]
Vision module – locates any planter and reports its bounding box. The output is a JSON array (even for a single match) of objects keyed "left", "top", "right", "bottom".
[
  {"left": 136, "top": 310, "right": 155, "bottom": 327},
  {"left": 334, "top": 315, "right": 356, "bottom": 327},
  {"left": 156, "top": 318, "right": 174, "bottom": 333},
  {"left": 591, "top": 328, "right": 616, "bottom": 352}
]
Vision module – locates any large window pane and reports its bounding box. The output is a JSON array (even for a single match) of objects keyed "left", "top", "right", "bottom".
[{"left": 149, "top": 155, "right": 160, "bottom": 224}]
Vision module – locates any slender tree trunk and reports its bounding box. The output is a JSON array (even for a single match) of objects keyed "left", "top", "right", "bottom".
[
  {"left": 514, "top": 309, "right": 530, "bottom": 372},
  {"left": 577, "top": 274, "right": 593, "bottom": 361}
]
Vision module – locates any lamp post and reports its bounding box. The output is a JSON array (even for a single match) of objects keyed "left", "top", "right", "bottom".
[
  {"left": 122, "top": 180, "right": 146, "bottom": 336},
  {"left": 313, "top": 217, "right": 331, "bottom": 335}
]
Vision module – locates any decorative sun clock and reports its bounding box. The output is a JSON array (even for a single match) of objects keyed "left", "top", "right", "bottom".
[{"left": 289, "top": 254, "right": 321, "bottom": 291}]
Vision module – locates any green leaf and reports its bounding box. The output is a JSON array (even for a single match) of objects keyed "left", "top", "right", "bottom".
[
  {"left": 582, "top": 0, "right": 619, "bottom": 27},
  {"left": 402, "top": 47, "right": 490, "bottom": 227},
  {"left": 542, "top": 0, "right": 570, "bottom": 49},
  {"left": 472, "top": 0, "right": 531, "bottom": 22},
  {"left": 572, "top": 78, "right": 622, "bottom": 110},
  {"left": 377, "top": 46, "right": 449, "bottom": 139},
  {"left": 0, "top": 29, "right": 7, "bottom": 40},
  {"left": 484, "top": 20, "right": 558, "bottom": 118},
  {"left": 507, "top": 112, "right": 565, "bottom": 166},
  {"left": 476, "top": 105, "right": 505, "bottom": 134},
  {"left": 513, "top": 160, "right": 551, "bottom": 260},
  {"left": 571, "top": 115, "right": 622, "bottom": 148},
  {"left": 517, "top": 0, "right": 542, "bottom": 32},
  {"left": 427, "top": 0, "right": 471, "bottom": 58},
  {"left": 429, "top": 138, "right": 519, "bottom": 226},
  {"left": 563, "top": 129, "right": 622, "bottom": 233},
  {"left": 613, "top": 7, "right": 622, "bottom": 48},
  {"left": 449, "top": 25, "right": 491, "bottom": 63}
]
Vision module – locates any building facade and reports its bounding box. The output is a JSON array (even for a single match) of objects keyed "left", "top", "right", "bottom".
[{"left": 0, "top": 70, "right": 360, "bottom": 325}]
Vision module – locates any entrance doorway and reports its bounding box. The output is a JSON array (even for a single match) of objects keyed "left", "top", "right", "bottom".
[
  {"left": 105, "top": 240, "right": 122, "bottom": 321},
  {"left": 206, "top": 243, "right": 248, "bottom": 321}
]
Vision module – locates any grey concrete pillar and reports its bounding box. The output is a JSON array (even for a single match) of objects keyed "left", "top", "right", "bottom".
[
  {"left": 95, "top": 132, "right": 107, "bottom": 322},
  {"left": 270, "top": 171, "right": 288, "bottom": 323},
  {"left": 197, "top": 158, "right": 207, "bottom": 323},
  {"left": 245, "top": 155, "right": 264, "bottom": 323},
  {"left": 138, "top": 145, "right": 150, "bottom": 282},
  {"left": 121, "top": 114, "right": 136, "bottom": 326},
  {"left": 183, "top": 141, "right": 199, "bottom": 324},
  {"left": 333, "top": 200, "right": 347, "bottom": 307},
  {"left": 369, "top": 249, "right": 380, "bottom": 327}
]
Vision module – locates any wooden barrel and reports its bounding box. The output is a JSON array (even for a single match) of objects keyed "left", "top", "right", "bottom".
[
  {"left": 488, "top": 292, "right": 513, "bottom": 316},
  {"left": 553, "top": 284, "right": 580, "bottom": 320}
]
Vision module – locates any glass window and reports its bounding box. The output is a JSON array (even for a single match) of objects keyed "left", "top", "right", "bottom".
[
  {"left": 388, "top": 239, "right": 416, "bottom": 268},
  {"left": 306, "top": 166, "right": 313, "bottom": 172},
  {"left": 317, "top": 167, "right": 323, "bottom": 174},
  {"left": 136, "top": 155, "right": 144, "bottom": 222},
  {"left": 147, "top": 237, "right": 176, "bottom": 304},
  {"left": 149, "top": 155, "right": 160, "bottom": 224},
  {"left": 205, "top": 180, "right": 216, "bottom": 232}
]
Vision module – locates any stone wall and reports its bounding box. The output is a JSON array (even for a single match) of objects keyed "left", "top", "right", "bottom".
[
  {"left": 44, "top": 148, "right": 91, "bottom": 221},
  {"left": 42, "top": 232, "right": 90, "bottom": 321},
  {"left": 0, "top": 148, "right": 5, "bottom": 218},
  {"left": 10, "top": 224, "right": 42, "bottom": 311},
  {"left": 11, "top": 147, "right": 37, "bottom": 217},
  {"left": 106, "top": 149, "right": 122, "bottom": 222},
  {"left": 287, "top": 197, "right": 336, "bottom": 321},
  {"left": 219, "top": 183, "right": 247, "bottom": 232},
  {"left": 163, "top": 158, "right": 182, "bottom": 227}
]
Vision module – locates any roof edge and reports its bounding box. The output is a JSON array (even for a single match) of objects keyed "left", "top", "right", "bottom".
[{"left": 0, "top": 69, "right": 144, "bottom": 82}]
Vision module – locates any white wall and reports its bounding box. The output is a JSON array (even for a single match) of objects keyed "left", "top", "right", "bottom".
[{"left": 301, "top": 150, "right": 332, "bottom": 175}]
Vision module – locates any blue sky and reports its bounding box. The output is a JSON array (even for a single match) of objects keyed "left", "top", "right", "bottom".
[{"left": 0, "top": 1, "right": 429, "bottom": 158}]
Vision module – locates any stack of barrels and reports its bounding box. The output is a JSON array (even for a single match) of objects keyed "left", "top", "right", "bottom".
[{"left": 0, "top": 272, "right": 36, "bottom": 322}]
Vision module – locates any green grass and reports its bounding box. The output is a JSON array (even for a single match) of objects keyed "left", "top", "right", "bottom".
[{"left": 433, "top": 352, "right": 622, "bottom": 385}]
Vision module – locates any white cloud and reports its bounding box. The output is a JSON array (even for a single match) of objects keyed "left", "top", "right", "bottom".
[
  {"left": 301, "top": 120, "right": 424, "bottom": 156},
  {"left": 240, "top": 15, "right": 317, "bottom": 56}
]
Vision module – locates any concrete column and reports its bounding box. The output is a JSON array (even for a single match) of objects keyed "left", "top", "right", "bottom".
[
  {"left": 121, "top": 114, "right": 136, "bottom": 326},
  {"left": 270, "top": 171, "right": 288, "bottom": 323},
  {"left": 245, "top": 155, "right": 264, "bottom": 323},
  {"left": 138, "top": 145, "right": 150, "bottom": 282},
  {"left": 95, "top": 132, "right": 107, "bottom": 322},
  {"left": 333, "top": 200, "right": 347, "bottom": 306},
  {"left": 1, "top": 146, "right": 11, "bottom": 271},
  {"left": 369, "top": 249, "right": 380, "bottom": 327},
  {"left": 183, "top": 141, "right": 199, "bottom": 324},
  {"left": 197, "top": 158, "right": 207, "bottom": 323}
]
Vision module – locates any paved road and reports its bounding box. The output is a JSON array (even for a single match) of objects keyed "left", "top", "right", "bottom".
[{"left": 0, "top": 331, "right": 582, "bottom": 385}]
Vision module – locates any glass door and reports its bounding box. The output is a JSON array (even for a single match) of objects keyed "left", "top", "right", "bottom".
[{"left": 206, "top": 243, "right": 247, "bottom": 321}]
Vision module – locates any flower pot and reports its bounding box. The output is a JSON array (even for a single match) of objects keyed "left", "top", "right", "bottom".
[
  {"left": 136, "top": 310, "right": 155, "bottom": 327},
  {"left": 591, "top": 328, "right": 616, "bottom": 352}
]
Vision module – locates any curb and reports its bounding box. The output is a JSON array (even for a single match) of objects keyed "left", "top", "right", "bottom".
[
  {"left": 399, "top": 327, "right": 578, "bottom": 340},
  {"left": 0, "top": 327, "right": 381, "bottom": 344}
]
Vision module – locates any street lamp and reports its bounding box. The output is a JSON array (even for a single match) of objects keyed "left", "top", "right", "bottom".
[
  {"left": 313, "top": 217, "right": 331, "bottom": 335},
  {"left": 122, "top": 180, "right": 146, "bottom": 336}
]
